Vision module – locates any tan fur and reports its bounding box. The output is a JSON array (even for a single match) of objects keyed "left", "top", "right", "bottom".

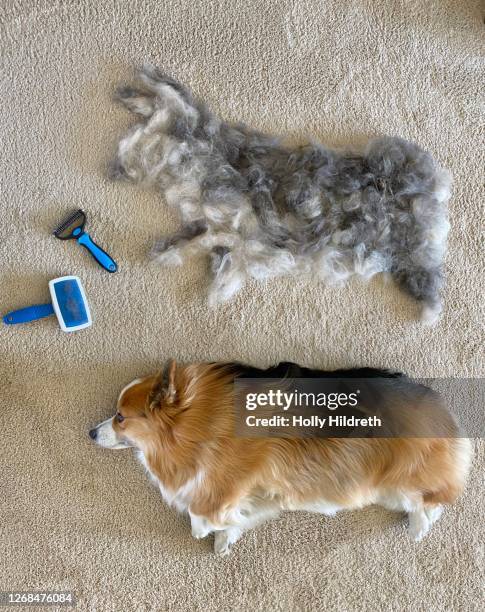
[{"left": 111, "top": 363, "right": 471, "bottom": 533}]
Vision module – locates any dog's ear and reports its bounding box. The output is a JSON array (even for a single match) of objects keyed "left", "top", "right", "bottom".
[
  {"left": 148, "top": 360, "right": 178, "bottom": 409},
  {"left": 163, "top": 359, "right": 178, "bottom": 404}
]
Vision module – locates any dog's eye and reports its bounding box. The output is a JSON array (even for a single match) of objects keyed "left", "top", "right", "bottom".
[{"left": 115, "top": 412, "right": 125, "bottom": 423}]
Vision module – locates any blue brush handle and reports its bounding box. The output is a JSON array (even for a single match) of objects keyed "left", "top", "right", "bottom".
[
  {"left": 77, "top": 232, "right": 117, "bottom": 273},
  {"left": 3, "top": 303, "right": 54, "bottom": 325}
]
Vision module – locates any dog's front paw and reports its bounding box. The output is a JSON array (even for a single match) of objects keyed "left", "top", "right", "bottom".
[
  {"left": 213, "top": 527, "right": 242, "bottom": 556},
  {"left": 407, "top": 511, "right": 430, "bottom": 542},
  {"left": 191, "top": 525, "right": 211, "bottom": 540},
  {"left": 190, "top": 513, "right": 212, "bottom": 540},
  {"left": 214, "top": 531, "right": 233, "bottom": 556}
]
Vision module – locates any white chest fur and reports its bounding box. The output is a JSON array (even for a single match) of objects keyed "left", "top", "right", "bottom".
[{"left": 136, "top": 450, "right": 204, "bottom": 513}]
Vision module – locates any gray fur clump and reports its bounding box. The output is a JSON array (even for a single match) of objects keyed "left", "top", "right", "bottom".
[{"left": 110, "top": 65, "right": 451, "bottom": 322}]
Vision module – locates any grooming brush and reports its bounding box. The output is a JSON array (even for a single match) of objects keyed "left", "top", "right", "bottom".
[
  {"left": 3, "top": 276, "right": 92, "bottom": 332},
  {"left": 53, "top": 209, "right": 117, "bottom": 272}
]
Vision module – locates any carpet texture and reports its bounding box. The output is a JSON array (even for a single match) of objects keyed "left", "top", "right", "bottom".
[{"left": 1, "top": 1, "right": 484, "bottom": 610}]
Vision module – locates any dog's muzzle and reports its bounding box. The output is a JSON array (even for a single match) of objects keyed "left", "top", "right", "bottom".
[{"left": 89, "top": 417, "right": 132, "bottom": 449}]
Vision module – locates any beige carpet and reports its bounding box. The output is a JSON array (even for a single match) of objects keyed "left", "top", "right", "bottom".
[{"left": 1, "top": 1, "right": 484, "bottom": 610}]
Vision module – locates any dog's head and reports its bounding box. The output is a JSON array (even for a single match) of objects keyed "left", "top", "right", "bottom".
[{"left": 89, "top": 360, "right": 181, "bottom": 450}]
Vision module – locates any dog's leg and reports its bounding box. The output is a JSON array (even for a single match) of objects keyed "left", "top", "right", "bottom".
[
  {"left": 378, "top": 490, "right": 442, "bottom": 541},
  {"left": 424, "top": 503, "right": 443, "bottom": 526},
  {"left": 189, "top": 512, "right": 214, "bottom": 540},
  {"left": 213, "top": 527, "right": 243, "bottom": 556},
  {"left": 211, "top": 500, "right": 281, "bottom": 555},
  {"left": 407, "top": 507, "right": 430, "bottom": 541},
  {"left": 190, "top": 513, "right": 243, "bottom": 556},
  {"left": 190, "top": 494, "right": 281, "bottom": 555}
]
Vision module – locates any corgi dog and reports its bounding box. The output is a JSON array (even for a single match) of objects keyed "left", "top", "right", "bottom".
[{"left": 89, "top": 361, "right": 471, "bottom": 555}]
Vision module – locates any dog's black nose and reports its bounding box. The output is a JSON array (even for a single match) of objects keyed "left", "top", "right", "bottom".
[{"left": 89, "top": 428, "right": 97, "bottom": 440}]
